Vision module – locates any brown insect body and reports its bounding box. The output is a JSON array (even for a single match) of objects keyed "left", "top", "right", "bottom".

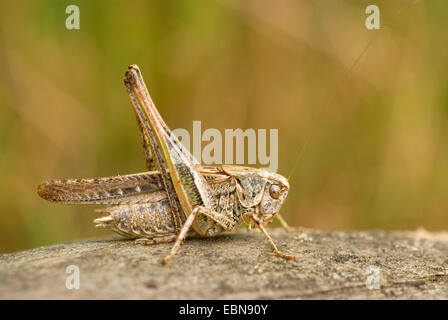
[
  {"left": 38, "top": 165, "right": 288, "bottom": 239},
  {"left": 38, "top": 65, "right": 296, "bottom": 263}
]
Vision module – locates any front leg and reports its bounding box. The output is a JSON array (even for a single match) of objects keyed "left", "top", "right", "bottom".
[
  {"left": 244, "top": 212, "right": 298, "bottom": 261},
  {"left": 275, "top": 213, "right": 307, "bottom": 233}
]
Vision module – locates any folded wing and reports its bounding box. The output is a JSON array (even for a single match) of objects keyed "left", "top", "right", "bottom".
[{"left": 37, "top": 171, "right": 165, "bottom": 205}]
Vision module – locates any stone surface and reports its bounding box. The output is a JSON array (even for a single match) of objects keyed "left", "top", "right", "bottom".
[{"left": 0, "top": 228, "right": 447, "bottom": 299}]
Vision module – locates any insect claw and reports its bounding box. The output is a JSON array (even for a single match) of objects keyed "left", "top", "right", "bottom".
[
  {"left": 162, "top": 256, "right": 171, "bottom": 266},
  {"left": 273, "top": 249, "right": 298, "bottom": 261}
]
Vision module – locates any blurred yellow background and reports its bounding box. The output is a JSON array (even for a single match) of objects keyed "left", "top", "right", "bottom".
[{"left": 0, "top": 0, "right": 446, "bottom": 253}]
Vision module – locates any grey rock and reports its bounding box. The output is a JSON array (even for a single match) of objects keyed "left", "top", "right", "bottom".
[{"left": 0, "top": 229, "right": 447, "bottom": 299}]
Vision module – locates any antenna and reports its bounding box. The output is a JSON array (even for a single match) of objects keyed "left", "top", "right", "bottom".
[{"left": 287, "top": 1, "right": 422, "bottom": 182}]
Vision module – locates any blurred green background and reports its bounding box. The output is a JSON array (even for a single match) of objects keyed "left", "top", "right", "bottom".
[{"left": 0, "top": 0, "right": 447, "bottom": 253}]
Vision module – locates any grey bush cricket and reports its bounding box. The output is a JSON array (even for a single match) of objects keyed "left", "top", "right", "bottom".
[{"left": 38, "top": 65, "right": 298, "bottom": 264}]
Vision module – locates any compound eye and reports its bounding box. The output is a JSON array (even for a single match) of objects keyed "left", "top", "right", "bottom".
[{"left": 269, "top": 184, "right": 281, "bottom": 199}]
